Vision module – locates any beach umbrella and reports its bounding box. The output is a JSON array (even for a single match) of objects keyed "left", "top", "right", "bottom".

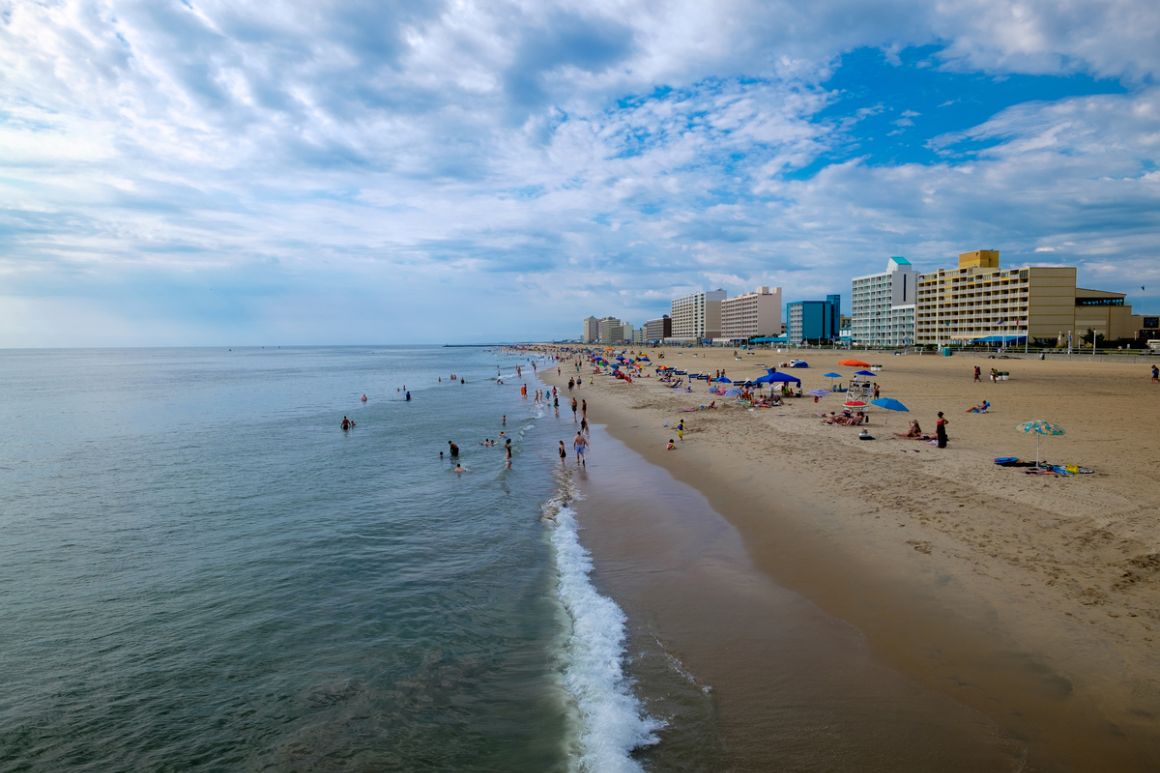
[
  {"left": 854, "top": 369, "right": 876, "bottom": 377},
  {"left": 843, "top": 400, "right": 867, "bottom": 408},
  {"left": 756, "top": 371, "right": 801, "bottom": 384},
  {"left": 839, "top": 359, "right": 871, "bottom": 367},
  {"left": 1017, "top": 420, "right": 1065, "bottom": 468},
  {"left": 870, "top": 397, "right": 908, "bottom": 412},
  {"left": 807, "top": 388, "right": 829, "bottom": 397},
  {"left": 716, "top": 376, "right": 732, "bottom": 383}
]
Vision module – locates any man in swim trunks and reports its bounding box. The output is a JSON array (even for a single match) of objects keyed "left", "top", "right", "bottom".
[
  {"left": 573, "top": 431, "right": 588, "bottom": 467},
  {"left": 448, "top": 440, "right": 459, "bottom": 458}
]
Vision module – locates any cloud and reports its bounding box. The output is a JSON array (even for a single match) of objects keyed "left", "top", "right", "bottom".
[{"left": 0, "top": 1, "right": 1158, "bottom": 344}]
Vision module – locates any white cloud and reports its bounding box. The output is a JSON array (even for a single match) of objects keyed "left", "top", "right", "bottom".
[{"left": 1, "top": 0, "right": 1158, "bottom": 344}]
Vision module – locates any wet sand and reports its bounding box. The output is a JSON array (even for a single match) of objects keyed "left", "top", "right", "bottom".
[
  {"left": 539, "top": 348, "right": 1160, "bottom": 770},
  {"left": 568, "top": 424, "right": 1024, "bottom": 771}
]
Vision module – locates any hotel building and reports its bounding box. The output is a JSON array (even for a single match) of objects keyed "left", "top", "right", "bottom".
[
  {"left": 642, "top": 315, "right": 672, "bottom": 342},
  {"left": 597, "top": 316, "right": 628, "bottom": 344},
  {"left": 915, "top": 250, "right": 1143, "bottom": 345},
  {"left": 581, "top": 316, "right": 600, "bottom": 343},
  {"left": 721, "top": 286, "right": 782, "bottom": 340},
  {"left": 787, "top": 294, "right": 841, "bottom": 344},
  {"left": 851, "top": 257, "right": 916, "bottom": 347},
  {"left": 671, "top": 289, "right": 726, "bottom": 340}
]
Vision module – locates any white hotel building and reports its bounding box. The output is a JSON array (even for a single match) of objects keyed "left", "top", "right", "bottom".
[
  {"left": 721, "top": 286, "right": 782, "bottom": 339},
  {"left": 670, "top": 289, "right": 725, "bottom": 340},
  {"left": 851, "top": 256, "right": 917, "bottom": 347}
]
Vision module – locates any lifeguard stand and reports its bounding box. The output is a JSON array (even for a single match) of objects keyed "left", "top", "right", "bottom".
[{"left": 847, "top": 376, "right": 873, "bottom": 399}]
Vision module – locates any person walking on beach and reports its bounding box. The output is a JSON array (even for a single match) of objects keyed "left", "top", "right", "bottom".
[
  {"left": 974, "top": 365, "right": 981, "bottom": 382},
  {"left": 573, "top": 431, "right": 588, "bottom": 467},
  {"left": 935, "top": 412, "right": 949, "bottom": 448},
  {"left": 581, "top": 399, "right": 587, "bottom": 419},
  {"left": 1152, "top": 364, "right": 1159, "bottom": 382},
  {"left": 580, "top": 416, "right": 589, "bottom": 436},
  {"left": 571, "top": 397, "right": 578, "bottom": 422},
  {"left": 676, "top": 419, "right": 685, "bottom": 441},
  {"left": 558, "top": 441, "right": 567, "bottom": 466}
]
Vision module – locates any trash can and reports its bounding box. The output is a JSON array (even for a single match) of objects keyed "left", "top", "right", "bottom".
[{"left": 940, "top": 347, "right": 953, "bottom": 357}]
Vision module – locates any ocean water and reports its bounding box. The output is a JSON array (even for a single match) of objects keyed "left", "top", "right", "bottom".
[{"left": 0, "top": 347, "right": 657, "bottom": 772}]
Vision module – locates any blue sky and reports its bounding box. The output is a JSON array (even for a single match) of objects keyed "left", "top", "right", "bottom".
[{"left": 2, "top": 1, "right": 1159, "bottom": 345}]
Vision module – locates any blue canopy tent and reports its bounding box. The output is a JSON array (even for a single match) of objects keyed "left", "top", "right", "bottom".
[
  {"left": 974, "top": 335, "right": 1027, "bottom": 344},
  {"left": 754, "top": 369, "right": 801, "bottom": 385}
]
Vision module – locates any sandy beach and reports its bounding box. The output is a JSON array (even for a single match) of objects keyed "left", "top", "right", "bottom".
[{"left": 539, "top": 347, "right": 1160, "bottom": 770}]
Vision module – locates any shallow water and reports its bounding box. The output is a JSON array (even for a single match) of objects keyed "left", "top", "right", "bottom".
[{"left": 0, "top": 347, "right": 653, "bottom": 771}]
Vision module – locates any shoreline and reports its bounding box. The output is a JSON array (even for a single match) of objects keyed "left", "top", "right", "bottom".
[{"left": 536, "top": 346, "right": 1160, "bottom": 770}]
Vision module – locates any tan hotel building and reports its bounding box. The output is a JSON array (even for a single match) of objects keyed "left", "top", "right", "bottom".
[
  {"left": 915, "top": 250, "right": 1142, "bottom": 345},
  {"left": 721, "top": 286, "right": 782, "bottom": 340}
]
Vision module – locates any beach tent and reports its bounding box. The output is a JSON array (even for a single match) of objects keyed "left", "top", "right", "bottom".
[
  {"left": 789, "top": 361, "right": 809, "bottom": 368},
  {"left": 974, "top": 335, "right": 1026, "bottom": 344},
  {"left": 755, "top": 370, "right": 801, "bottom": 385}
]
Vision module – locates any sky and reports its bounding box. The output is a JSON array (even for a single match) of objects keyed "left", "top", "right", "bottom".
[{"left": 2, "top": 0, "right": 1159, "bottom": 346}]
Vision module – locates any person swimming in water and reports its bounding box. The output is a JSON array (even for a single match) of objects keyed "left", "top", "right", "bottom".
[{"left": 341, "top": 416, "right": 351, "bottom": 431}]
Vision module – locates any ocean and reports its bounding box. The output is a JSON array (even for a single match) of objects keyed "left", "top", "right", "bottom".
[{"left": 0, "top": 346, "right": 658, "bottom": 772}]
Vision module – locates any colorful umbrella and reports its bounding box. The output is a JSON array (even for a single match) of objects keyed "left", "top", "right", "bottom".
[
  {"left": 1017, "top": 420, "right": 1065, "bottom": 468},
  {"left": 839, "top": 359, "right": 871, "bottom": 367},
  {"left": 843, "top": 400, "right": 867, "bottom": 408},
  {"left": 870, "top": 397, "right": 908, "bottom": 412}
]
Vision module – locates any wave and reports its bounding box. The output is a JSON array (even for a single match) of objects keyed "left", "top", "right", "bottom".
[{"left": 543, "top": 482, "right": 663, "bottom": 772}]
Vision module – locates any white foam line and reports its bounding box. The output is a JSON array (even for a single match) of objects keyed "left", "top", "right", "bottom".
[{"left": 547, "top": 499, "right": 663, "bottom": 772}]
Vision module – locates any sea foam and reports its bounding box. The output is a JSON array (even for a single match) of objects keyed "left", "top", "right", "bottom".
[{"left": 546, "top": 494, "right": 663, "bottom": 772}]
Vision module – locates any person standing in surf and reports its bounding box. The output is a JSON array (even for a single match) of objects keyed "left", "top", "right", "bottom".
[{"left": 573, "top": 431, "right": 588, "bottom": 467}]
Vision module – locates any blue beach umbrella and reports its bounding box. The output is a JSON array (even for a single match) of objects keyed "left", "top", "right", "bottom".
[
  {"left": 870, "top": 397, "right": 908, "bottom": 412},
  {"left": 755, "top": 371, "right": 801, "bottom": 385},
  {"left": 854, "top": 369, "right": 876, "bottom": 377},
  {"left": 716, "top": 376, "right": 732, "bottom": 383},
  {"left": 1017, "top": 420, "right": 1065, "bottom": 468}
]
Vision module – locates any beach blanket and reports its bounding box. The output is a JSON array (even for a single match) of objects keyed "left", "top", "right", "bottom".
[{"left": 994, "top": 457, "right": 1094, "bottom": 475}]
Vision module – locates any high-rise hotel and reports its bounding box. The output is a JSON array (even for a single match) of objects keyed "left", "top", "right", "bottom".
[
  {"left": 670, "top": 289, "right": 726, "bottom": 341},
  {"left": 915, "top": 250, "right": 1142, "bottom": 345},
  {"left": 851, "top": 257, "right": 916, "bottom": 347}
]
